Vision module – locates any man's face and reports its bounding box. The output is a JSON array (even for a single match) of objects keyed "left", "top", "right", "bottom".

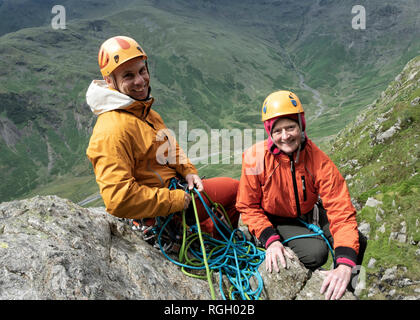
[
  {"left": 271, "top": 117, "right": 301, "bottom": 155},
  {"left": 106, "top": 57, "right": 150, "bottom": 100}
]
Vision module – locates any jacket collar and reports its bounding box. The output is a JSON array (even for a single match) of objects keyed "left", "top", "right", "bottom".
[
  {"left": 86, "top": 80, "right": 154, "bottom": 119},
  {"left": 124, "top": 96, "right": 154, "bottom": 120}
]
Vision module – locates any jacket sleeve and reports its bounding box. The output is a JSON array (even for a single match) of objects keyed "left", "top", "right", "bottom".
[
  {"left": 153, "top": 114, "right": 198, "bottom": 178},
  {"left": 87, "top": 132, "right": 185, "bottom": 219},
  {"left": 168, "top": 140, "right": 198, "bottom": 178},
  {"left": 315, "top": 150, "right": 360, "bottom": 264},
  {"left": 236, "top": 147, "right": 278, "bottom": 247}
]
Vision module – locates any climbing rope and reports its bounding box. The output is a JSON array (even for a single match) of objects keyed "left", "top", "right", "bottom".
[
  {"left": 127, "top": 178, "right": 335, "bottom": 299},
  {"left": 157, "top": 179, "right": 266, "bottom": 300},
  {"left": 281, "top": 217, "right": 336, "bottom": 268}
]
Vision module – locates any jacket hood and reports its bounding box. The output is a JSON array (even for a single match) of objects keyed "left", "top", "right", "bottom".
[{"left": 86, "top": 80, "right": 153, "bottom": 116}]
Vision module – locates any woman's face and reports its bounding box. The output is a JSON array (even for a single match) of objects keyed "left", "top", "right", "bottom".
[{"left": 271, "top": 117, "right": 301, "bottom": 155}]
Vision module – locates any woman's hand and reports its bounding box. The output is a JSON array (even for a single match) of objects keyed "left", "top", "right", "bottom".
[
  {"left": 320, "top": 264, "right": 352, "bottom": 300},
  {"left": 265, "top": 241, "right": 294, "bottom": 272}
]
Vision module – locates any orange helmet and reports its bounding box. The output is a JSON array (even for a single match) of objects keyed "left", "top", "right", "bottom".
[
  {"left": 98, "top": 36, "right": 147, "bottom": 77},
  {"left": 261, "top": 90, "right": 304, "bottom": 122}
]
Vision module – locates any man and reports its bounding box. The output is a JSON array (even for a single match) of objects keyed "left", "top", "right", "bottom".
[
  {"left": 236, "top": 90, "right": 367, "bottom": 300},
  {"left": 86, "top": 36, "right": 239, "bottom": 239}
]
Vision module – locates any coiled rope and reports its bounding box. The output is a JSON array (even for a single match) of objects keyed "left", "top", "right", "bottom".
[{"left": 158, "top": 180, "right": 265, "bottom": 300}]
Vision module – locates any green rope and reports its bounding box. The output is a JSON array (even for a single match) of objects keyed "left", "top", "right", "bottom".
[{"left": 191, "top": 194, "right": 216, "bottom": 299}]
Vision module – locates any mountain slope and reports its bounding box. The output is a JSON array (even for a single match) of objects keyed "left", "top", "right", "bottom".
[{"left": 327, "top": 55, "right": 420, "bottom": 299}]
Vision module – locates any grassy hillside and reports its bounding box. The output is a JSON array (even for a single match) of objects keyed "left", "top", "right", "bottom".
[{"left": 326, "top": 56, "right": 420, "bottom": 299}]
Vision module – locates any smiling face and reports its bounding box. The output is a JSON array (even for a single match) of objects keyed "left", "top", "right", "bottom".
[
  {"left": 271, "top": 117, "right": 301, "bottom": 155},
  {"left": 105, "top": 57, "right": 150, "bottom": 100}
]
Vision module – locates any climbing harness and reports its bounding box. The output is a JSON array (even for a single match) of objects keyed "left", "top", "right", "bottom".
[
  {"left": 121, "top": 177, "right": 183, "bottom": 253},
  {"left": 123, "top": 216, "right": 183, "bottom": 253}
]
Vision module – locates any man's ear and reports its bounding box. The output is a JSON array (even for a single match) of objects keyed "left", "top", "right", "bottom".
[{"left": 103, "top": 75, "right": 114, "bottom": 88}]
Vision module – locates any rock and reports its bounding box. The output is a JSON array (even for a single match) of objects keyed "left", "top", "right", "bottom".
[
  {"left": 0, "top": 195, "right": 355, "bottom": 300},
  {"left": 397, "top": 234, "right": 407, "bottom": 243},
  {"left": 378, "top": 223, "right": 386, "bottom": 233},
  {"left": 376, "top": 119, "right": 401, "bottom": 143},
  {"left": 381, "top": 266, "right": 398, "bottom": 283},
  {"left": 365, "top": 197, "right": 383, "bottom": 208},
  {"left": 400, "top": 221, "right": 407, "bottom": 233},
  {"left": 397, "top": 278, "right": 414, "bottom": 287},
  {"left": 389, "top": 232, "right": 398, "bottom": 242},
  {"left": 295, "top": 270, "right": 356, "bottom": 300},
  {"left": 368, "top": 258, "right": 377, "bottom": 268},
  {"left": 358, "top": 222, "right": 371, "bottom": 238},
  {"left": 238, "top": 215, "right": 253, "bottom": 242},
  {"left": 0, "top": 196, "right": 214, "bottom": 300},
  {"left": 411, "top": 97, "right": 420, "bottom": 106},
  {"left": 258, "top": 247, "right": 309, "bottom": 300},
  {"left": 388, "top": 222, "right": 407, "bottom": 243}
]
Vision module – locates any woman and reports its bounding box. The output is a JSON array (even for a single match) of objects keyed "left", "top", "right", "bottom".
[{"left": 236, "top": 90, "right": 366, "bottom": 300}]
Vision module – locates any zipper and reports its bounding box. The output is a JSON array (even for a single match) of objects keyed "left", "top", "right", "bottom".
[
  {"left": 146, "top": 159, "right": 165, "bottom": 187},
  {"left": 289, "top": 154, "right": 301, "bottom": 217},
  {"left": 301, "top": 176, "right": 307, "bottom": 201}
]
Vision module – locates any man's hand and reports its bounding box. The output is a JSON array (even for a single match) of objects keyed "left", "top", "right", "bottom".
[
  {"left": 320, "top": 264, "right": 352, "bottom": 300},
  {"left": 265, "top": 241, "right": 294, "bottom": 272},
  {"left": 183, "top": 192, "right": 192, "bottom": 210},
  {"left": 185, "top": 174, "right": 204, "bottom": 192}
]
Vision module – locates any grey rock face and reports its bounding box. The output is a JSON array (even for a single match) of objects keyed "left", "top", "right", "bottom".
[
  {"left": 0, "top": 196, "right": 355, "bottom": 300},
  {"left": 0, "top": 195, "right": 212, "bottom": 300}
]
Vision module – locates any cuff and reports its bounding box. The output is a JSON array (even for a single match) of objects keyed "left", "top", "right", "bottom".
[
  {"left": 265, "top": 235, "right": 281, "bottom": 249},
  {"left": 179, "top": 165, "right": 198, "bottom": 178},
  {"left": 335, "top": 246, "right": 357, "bottom": 267},
  {"left": 259, "top": 226, "right": 278, "bottom": 248},
  {"left": 336, "top": 257, "right": 356, "bottom": 268},
  {"left": 168, "top": 189, "right": 186, "bottom": 214}
]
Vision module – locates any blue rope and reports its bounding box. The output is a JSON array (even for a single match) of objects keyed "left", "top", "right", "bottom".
[
  {"left": 282, "top": 217, "right": 336, "bottom": 268},
  {"left": 158, "top": 179, "right": 266, "bottom": 300}
]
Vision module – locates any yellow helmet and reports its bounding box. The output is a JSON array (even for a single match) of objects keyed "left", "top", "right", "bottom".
[
  {"left": 98, "top": 36, "right": 147, "bottom": 77},
  {"left": 261, "top": 90, "right": 304, "bottom": 122}
]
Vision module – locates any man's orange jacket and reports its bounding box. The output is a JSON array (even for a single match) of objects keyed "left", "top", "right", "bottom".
[
  {"left": 86, "top": 80, "right": 197, "bottom": 219},
  {"left": 236, "top": 139, "right": 360, "bottom": 258}
]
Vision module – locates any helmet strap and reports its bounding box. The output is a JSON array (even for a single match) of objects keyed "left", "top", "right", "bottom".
[{"left": 298, "top": 113, "right": 304, "bottom": 138}]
